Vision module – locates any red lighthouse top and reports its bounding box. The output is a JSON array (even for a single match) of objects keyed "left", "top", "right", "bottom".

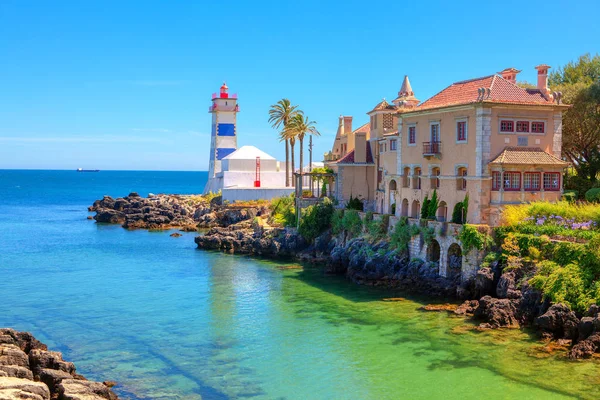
[{"left": 220, "top": 82, "right": 229, "bottom": 98}]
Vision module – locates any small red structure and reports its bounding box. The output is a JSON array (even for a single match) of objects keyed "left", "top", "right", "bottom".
[{"left": 254, "top": 157, "right": 261, "bottom": 187}]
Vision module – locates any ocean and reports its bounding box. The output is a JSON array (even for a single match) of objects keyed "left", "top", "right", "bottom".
[{"left": 0, "top": 169, "right": 597, "bottom": 399}]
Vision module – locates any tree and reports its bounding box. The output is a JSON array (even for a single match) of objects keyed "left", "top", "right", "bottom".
[
  {"left": 548, "top": 54, "right": 600, "bottom": 185},
  {"left": 268, "top": 99, "right": 299, "bottom": 187},
  {"left": 284, "top": 113, "right": 320, "bottom": 191}
]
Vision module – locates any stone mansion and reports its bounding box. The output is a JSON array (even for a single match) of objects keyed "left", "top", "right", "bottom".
[{"left": 325, "top": 65, "right": 569, "bottom": 226}]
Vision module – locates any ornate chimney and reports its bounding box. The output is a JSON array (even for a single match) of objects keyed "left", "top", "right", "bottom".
[
  {"left": 535, "top": 64, "right": 552, "bottom": 100},
  {"left": 498, "top": 68, "right": 521, "bottom": 84}
]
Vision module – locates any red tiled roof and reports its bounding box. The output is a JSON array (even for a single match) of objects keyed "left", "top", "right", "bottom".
[
  {"left": 417, "top": 75, "right": 555, "bottom": 111},
  {"left": 353, "top": 122, "right": 370, "bottom": 135},
  {"left": 369, "top": 99, "right": 397, "bottom": 113},
  {"left": 337, "top": 142, "right": 374, "bottom": 165},
  {"left": 489, "top": 147, "right": 569, "bottom": 166}
]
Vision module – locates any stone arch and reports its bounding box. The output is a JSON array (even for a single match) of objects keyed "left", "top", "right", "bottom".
[
  {"left": 403, "top": 167, "right": 411, "bottom": 187},
  {"left": 413, "top": 167, "right": 422, "bottom": 189},
  {"left": 437, "top": 201, "right": 448, "bottom": 222},
  {"left": 447, "top": 243, "right": 462, "bottom": 280},
  {"left": 389, "top": 179, "right": 397, "bottom": 191},
  {"left": 427, "top": 239, "right": 441, "bottom": 263},
  {"left": 388, "top": 179, "right": 397, "bottom": 214},
  {"left": 411, "top": 200, "right": 420, "bottom": 218},
  {"left": 401, "top": 198, "right": 409, "bottom": 217}
]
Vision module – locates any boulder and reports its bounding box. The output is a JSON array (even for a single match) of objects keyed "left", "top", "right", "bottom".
[
  {"left": 474, "top": 296, "right": 520, "bottom": 328},
  {"left": 569, "top": 333, "right": 600, "bottom": 359},
  {"left": 455, "top": 300, "right": 479, "bottom": 316},
  {"left": 28, "top": 350, "right": 75, "bottom": 377},
  {"left": 496, "top": 271, "right": 521, "bottom": 299},
  {"left": 94, "top": 210, "right": 125, "bottom": 224},
  {"left": 0, "top": 365, "right": 33, "bottom": 380},
  {"left": 474, "top": 267, "right": 495, "bottom": 298},
  {"left": 58, "top": 379, "right": 117, "bottom": 400},
  {"left": 38, "top": 369, "right": 74, "bottom": 397},
  {"left": 0, "top": 377, "right": 50, "bottom": 400},
  {"left": 535, "top": 303, "right": 580, "bottom": 340}
]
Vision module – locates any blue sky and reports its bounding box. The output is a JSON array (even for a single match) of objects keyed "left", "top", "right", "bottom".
[{"left": 0, "top": 0, "right": 598, "bottom": 171}]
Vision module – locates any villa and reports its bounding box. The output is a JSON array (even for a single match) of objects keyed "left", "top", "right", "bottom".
[{"left": 329, "top": 65, "right": 569, "bottom": 225}]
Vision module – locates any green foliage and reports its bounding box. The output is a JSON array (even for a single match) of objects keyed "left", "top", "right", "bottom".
[
  {"left": 345, "top": 195, "right": 364, "bottom": 211},
  {"left": 529, "top": 262, "right": 591, "bottom": 313},
  {"left": 331, "top": 209, "right": 344, "bottom": 235},
  {"left": 451, "top": 193, "right": 469, "bottom": 224},
  {"left": 204, "top": 190, "right": 222, "bottom": 204},
  {"left": 422, "top": 226, "right": 436, "bottom": 245},
  {"left": 459, "top": 224, "right": 492, "bottom": 253},
  {"left": 427, "top": 190, "right": 439, "bottom": 219},
  {"left": 270, "top": 194, "right": 297, "bottom": 227},
  {"left": 365, "top": 215, "right": 389, "bottom": 242},
  {"left": 339, "top": 210, "right": 363, "bottom": 238},
  {"left": 481, "top": 252, "right": 500, "bottom": 269},
  {"left": 562, "top": 190, "right": 578, "bottom": 203},
  {"left": 321, "top": 181, "right": 327, "bottom": 198},
  {"left": 389, "top": 217, "right": 421, "bottom": 254},
  {"left": 420, "top": 196, "right": 429, "bottom": 219},
  {"left": 298, "top": 198, "right": 334, "bottom": 242},
  {"left": 585, "top": 188, "right": 600, "bottom": 203},
  {"left": 391, "top": 203, "right": 396, "bottom": 215}
]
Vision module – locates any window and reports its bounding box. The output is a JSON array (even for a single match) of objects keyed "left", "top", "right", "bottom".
[
  {"left": 524, "top": 172, "right": 541, "bottom": 191},
  {"left": 403, "top": 167, "right": 410, "bottom": 187},
  {"left": 390, "top": 139, "right": 397, "bottom": 151},
  {"left": 408, "top": 126, "right": 416, "bottom": 145},
  {"left": 544, "top": 172, "right": 560, "bottom": 191},
  {"left": 430, "top": 123, "right": 440, "bottom": 142},
  {"left": 516, "top": 121, "right": 530, "bottom": 132},
  {"left": 379, "top": 143, "right": 385, "bottom": 153},
  {"left": 517, "top": 136, "right": 529, "bottom": 146},
  {"left": 413, "top": 168, "right": 422, "bottom": 189},
  {"left": 500, "top": 120, "right": 514, "bottom": 132},
  {"left": 431, "top": 167, "right": 440, "bottom": 189},
  {"left": 457, "top": 121, "right": 467, "bottom": 142},
  {"left": 504, "top": 172, "right": 521, "bottom": 191},
  {"left": 532, "top": 122, "right": 545, "bottom": 133},
  {"left": 457, "top": 167, "right": 467, "bottom": 190},
  {"left": 492, "top": 171, "right": 501, "bottom": 191}
]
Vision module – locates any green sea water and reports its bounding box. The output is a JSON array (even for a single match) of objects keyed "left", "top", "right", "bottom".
[{"left": 0, "top": 170, "right": 598, "bottom": 399}]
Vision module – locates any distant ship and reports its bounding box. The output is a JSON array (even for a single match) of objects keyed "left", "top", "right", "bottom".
[{"left": 76, "top": 168, "right": 100, "bottom": 172}]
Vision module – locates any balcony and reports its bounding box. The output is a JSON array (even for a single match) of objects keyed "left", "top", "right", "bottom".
[{"left": 423, "top": 141, "right": 442, "bottom": 157}]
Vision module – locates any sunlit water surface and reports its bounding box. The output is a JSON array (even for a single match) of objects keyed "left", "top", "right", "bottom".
[{"left": 1, "top": 170, "right": 599, "bottom": 399}]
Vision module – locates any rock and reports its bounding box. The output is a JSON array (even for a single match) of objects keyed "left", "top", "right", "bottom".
[
  {"left": 0, "top": 377, "right": 50, "bottom": 400},
  {"left": 169, "top": 233, "right": 182, "bottom": 238},
  {"left": 0, "top": 345, "right": 29, "bottom": 368},
  {"left": 585, "top": 304, "right": 600, "bottom": 318},
  {"left": 474, "top": 296, "right": 520, "bottom": 328},
  {"left": 578, "top": 317, "right": 595, "bottom": 342},
  {"left": 474, "top": 267, "right": 495, "bottom": 298},
  {"left": 38, "top": 369, "right": 74, "bottom": 397},
  {"left": 496, "top": 271, "right": 521, "bottom": 299},
  {"left": 93, "top": 210, "right": 125, "bottom": 224},
  {"left": 58, "top": 379, "right": 117, "bottom": 400},
  {"left": 28, "top": 350, "right": 75, "bottom": 376},
  {"left": 569, "top": 333, "right": 600, "bottom": 359},
  {"left": 455, "top": 300, "right": 479, "bottom": 316},
  {"left": 128, "top": 192, "right": 140, "bottom": 198},
  {"left": 535, "top": 303, "right": 580, "bottom": 340},
  {"left": 419, "top": 304, "right": 458, "bottom": 312},
  {"left": 0, "top": 365, "right": 33, "bottom": 380}
]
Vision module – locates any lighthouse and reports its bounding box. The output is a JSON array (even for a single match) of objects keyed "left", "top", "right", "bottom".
[{"left": 204, "top": 82, "right": 239, "bottom": 194}]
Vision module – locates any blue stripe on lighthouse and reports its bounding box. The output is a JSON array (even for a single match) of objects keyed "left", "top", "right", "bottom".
[
  {"left": 216, "top": 148, "right": 236, "bottom": 160},
  {"left": 217, "top": 123, "right": 235, "bottom": 136}
]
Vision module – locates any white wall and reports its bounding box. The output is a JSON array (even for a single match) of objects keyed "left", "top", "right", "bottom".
[
  {"left": 222, "top": 188, "right": 294, "bottom": 202},
  {"left": 222, "top": 171, "right": 286, "bottom": 188},
  {"left": 222, "top": 158, "right": 279, "bottom": 172}
]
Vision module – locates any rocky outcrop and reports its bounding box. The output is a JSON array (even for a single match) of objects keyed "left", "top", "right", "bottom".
[
  {"left": 0, "top": 329, "right": 117, "bottom": 400},
  {"left": 474, "top": 296, "right": 520, "bottom": 328},
  {"left": 89, "top": 193, "right": 268, "bottom": 231}
]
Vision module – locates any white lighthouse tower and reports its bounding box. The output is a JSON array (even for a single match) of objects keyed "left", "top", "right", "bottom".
[{"left": 204, "top": 82, "right": 239, "bottom": 194}]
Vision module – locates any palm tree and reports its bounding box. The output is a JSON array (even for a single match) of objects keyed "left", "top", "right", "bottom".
[
  {"left": 268, "top": 99, "right": 299, "bottom": 187},
  {"left": 284, "top": 113, "right": 320, "bottom": 192}
]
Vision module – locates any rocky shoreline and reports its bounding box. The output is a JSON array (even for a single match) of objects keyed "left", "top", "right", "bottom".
[
  {"left": 90, "top": 195, "right": 600, "bottom": 360},
  {"left": 0, "top": 328, "right": 117, "bottom": 400}
]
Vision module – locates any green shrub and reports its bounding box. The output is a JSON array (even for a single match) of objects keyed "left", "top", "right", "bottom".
[
  {"left": 298, "top": 198, "right": 334, "bottom": 242},
  {"left": 270, "top": 194, "right": 296, "bottom": 226},
  {"left": 366, "top": 215, "right": 389, "bottom": 242},
  {"left": 585, "top": 188, "right": 600, "bottom": 203},
  {"left": 421, "top": 196, "right": 429, "bottom": 219},
  {"left": 459, "top": 224, "right": 492, "bottom": 252},
  {"left": 427, "top": 190, "right": 439, "bottom": 219},
  {"left": 562, "top": 190, "right": 577, "bottom": 203},
  {"left": 451, "top": 194, "right": 469, "bottom": 224},
  {"left": 346, "top": 195, "right": 364, "bottom": 211},
  {"left": 340, "top": 209, "right": 363, "bottom": 238},
  {"left": 529, "top": 262, "right": 590, "bottom": 313},
  {"left": 391, "top": 203, "right": 396, "bottom": 215},
  {"left": 389, "top": 217, "right": 421, "bottom": 253}
]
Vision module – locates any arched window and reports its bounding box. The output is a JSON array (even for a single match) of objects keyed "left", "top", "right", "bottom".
[
  {"left": 437, "top": 201, "right": 448, "bottom": 222},
  {"left": 457, "top": 167, "right": 467, "bottom": 191},
  {"left": 431, "top": 167, "right": 440, "bottom": 189},
  {"left": 411, "top": 200, "right": 420, "bottom": 219},
  {"left": 413, "top": 167, "right": 422, "bottom": 189},
  {"left": 403, "top": 167, "right": 410, "bottom": 187},
  {"left": 401, "top": 199, "right": 409, "bottom": 217}
]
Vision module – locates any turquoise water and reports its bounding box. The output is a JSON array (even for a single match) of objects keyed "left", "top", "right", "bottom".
[{"left": 1, "top": 170, "right": 599, "bottom": 399}]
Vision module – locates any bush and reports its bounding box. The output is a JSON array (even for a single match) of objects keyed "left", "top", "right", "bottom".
[
  {"left": 451, "top": 194, "right": 469, "bottom": 224},
  {"left": 389, "top": 217, "right": 421, "bottom": 253},
  {"left": 298, "top": 198, "right": 334, "bottom": 242},
  {"left": 391, "top": 203, "right": 396, "bottom": 215},
  {"left": 585, "top": 188, "right": 600, "bottom": 203},
  {"left": 270, "top": 194, "right": 296, "bottom": 226},
  {"left": 346, "top": 195, "right": 364, "bottom": 211},
  {"left": 459, "top": 224, "right": 492, "bottom": 252},
  {"left": 421, "top": 196, "right": 430, "bottom": 219},
  {"left": 562, "top": 190, "right": 577, "bottom": 203},
  {"left": 366, "top": 215, "right": 389, "bottom": 242},
  {"left": 427, "top": 189, "right": 439, "bottom": 219},
  {"left": 340, "top": 209, "right": 363, "bottom": 238}
]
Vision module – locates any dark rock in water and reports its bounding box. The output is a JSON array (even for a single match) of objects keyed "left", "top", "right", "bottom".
[
  {"left": 170, "top": 232, "right": 182, "bottom": 237},
  {"left": 455, "top": 300, "right": 479, "bottom": 316},
  {"left": 0, "top": 329, "right": 118, "bottom": 399},
  {"left": 475, "top": 267, "right": 495, "bottom": 297},
  {"left": 570, "top": 333, "right": 600, "bottom": 359},
  {"left": 535, "top": 304, "right": 580, "bottom": 340},
  {"left": 474, "top": 296, "right": 519, "bottom": 328},
  {"left": 94, "top": 209, "right": 125, "bottom": 224}
]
